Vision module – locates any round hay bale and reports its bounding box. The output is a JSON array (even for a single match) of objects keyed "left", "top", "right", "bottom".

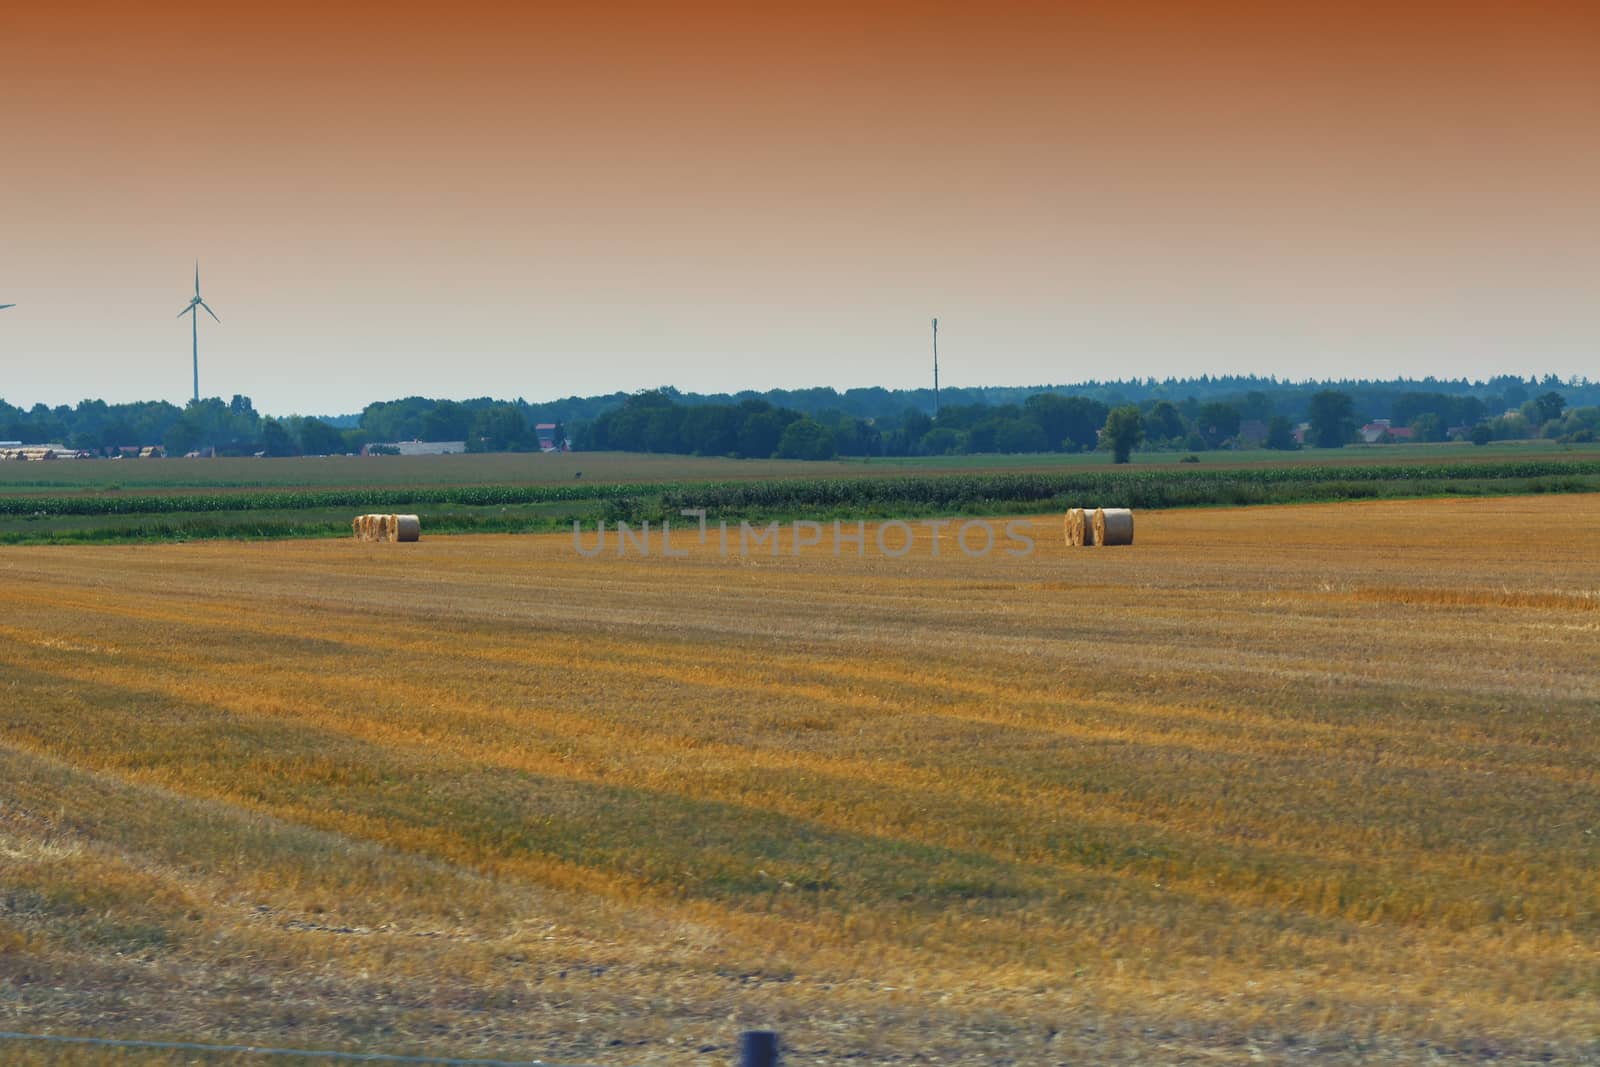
[
  {"left": 394, "top": 514, "right": 421, "bottom": 542},
  {"left": 355, "top": 513, "right": 391, "bottom": 541},
  {"left": 1064, "top": 507, "right": 1096, "bottom": 547},
  {"left": 1092, "top": 507, "right": 1134, "bottom": 546}
]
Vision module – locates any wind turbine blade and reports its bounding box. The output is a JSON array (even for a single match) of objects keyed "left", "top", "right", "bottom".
[
  {"left": 177, "top": 305, "right": 195, "bottom": 318},
  {"left": 0, "top": 304, "right": 15, "bottom": 310},
  {"left": 194, "top": 261, "right": 200, "bottom": 297},
  {"left": 200, "top": 301, "right": 220, "bottom": 323}
]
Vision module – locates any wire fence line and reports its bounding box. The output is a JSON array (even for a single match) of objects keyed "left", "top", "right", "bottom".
[{"left": 0, "top": 1029, "right": 782, "bottom": 1067}]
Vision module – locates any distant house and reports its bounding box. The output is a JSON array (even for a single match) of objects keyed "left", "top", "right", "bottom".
[
  {"left": 1359, "top": 419, "right": 1413, "bottom": 444},
  {"left": 1236, "top": 420, "right": 1268, "bottom": 447},
  {"left": 362, "top": 440, "right": 465, "bottom": 457},
  {"left": 1293, "top": 422, "right": 1311, "bottom": 445},
  {"left": 535, "top": 423, "right": 568, "bottom": 452}
]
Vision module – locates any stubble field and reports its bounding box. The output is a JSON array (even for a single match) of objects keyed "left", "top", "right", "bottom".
[{"left": 1, "top": 496, "right": 1597, "bottom": 1065}]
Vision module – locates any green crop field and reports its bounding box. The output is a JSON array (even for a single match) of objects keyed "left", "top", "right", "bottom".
[
  {"left": 0, "top": 440, "right": 1590, "bottom": 494},
  {"left": 2, "top": 446, "right": 1600, "bottom": 544}
]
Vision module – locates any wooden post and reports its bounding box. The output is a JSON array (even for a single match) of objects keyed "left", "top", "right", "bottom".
[{"left": 739, "top": 1029, "right": 779, "bottom": 1067}]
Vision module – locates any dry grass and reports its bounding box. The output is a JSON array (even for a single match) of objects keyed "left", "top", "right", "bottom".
[{"left": 1, "top": 495, "right": 1598, "bottom": 1065}]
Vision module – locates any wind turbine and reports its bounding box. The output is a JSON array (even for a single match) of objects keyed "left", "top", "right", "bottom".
[{"left": 177, "top": 262, "right": 219, "bottom": 404}]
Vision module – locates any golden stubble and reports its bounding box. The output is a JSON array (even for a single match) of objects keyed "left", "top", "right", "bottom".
[{"left": 1, "top": 495, "right": 1597, "bottom": 1063}]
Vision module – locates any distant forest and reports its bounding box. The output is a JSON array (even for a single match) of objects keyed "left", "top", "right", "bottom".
[{"left": 2, "top": 374, "right": 1597, "bottom": 459}]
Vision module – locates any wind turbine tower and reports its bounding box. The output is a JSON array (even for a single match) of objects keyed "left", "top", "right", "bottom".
[
  {"left": 931, "top": 317, "right": 940, "bottom": 418},
  {"left": 177, "top": 263, "right": 219, "bottom": 404}
]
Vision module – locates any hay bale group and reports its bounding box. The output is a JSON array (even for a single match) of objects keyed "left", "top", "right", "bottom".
[
  {"left": 1063, "top": 507, "right": 1134, "bottom": 547},
  {"left": 1, "top": 446, "right": 58, "bottom": 461},
  {"left": 352, "top": 514, "right": 421, "bottom": 542}
]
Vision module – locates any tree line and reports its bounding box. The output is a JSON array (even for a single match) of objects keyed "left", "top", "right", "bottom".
[
  {"left": 2, "top": 376, "right": 1596, "bottom": 460},
  {"left": 0, "top": 395, "right": 560, "bottom": 458}
]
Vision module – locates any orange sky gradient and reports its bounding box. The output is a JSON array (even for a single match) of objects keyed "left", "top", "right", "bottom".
[{"left": 3, "top": 1, "right": 1597, "bottom": 413}]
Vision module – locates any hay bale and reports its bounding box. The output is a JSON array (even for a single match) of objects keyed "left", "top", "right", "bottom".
[
  {"left": 1092, "top": 507, "right": 1134, "bottom": 546},
  {"left": 1064, "top": 507, "right": 1097, "bottom": 547},
  {"left": 353, "top": 513, "right": 418, "bottom": 542},
  {"left": 354, "top": 514, "right": 389, "bottom": 541}
]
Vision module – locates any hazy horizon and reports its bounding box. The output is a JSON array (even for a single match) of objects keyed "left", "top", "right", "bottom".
[{"left": 5, "top": 0, "right": 1597, "bottom": 413}]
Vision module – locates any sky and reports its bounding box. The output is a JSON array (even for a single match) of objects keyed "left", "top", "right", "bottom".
[{"left": 3, "top": 0, "right": 1597, "bottom": 415}]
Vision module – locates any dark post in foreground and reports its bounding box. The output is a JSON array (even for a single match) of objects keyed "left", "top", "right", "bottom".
[{"left": 739, "top": 1029, "right": 779, "bottom": 1067}]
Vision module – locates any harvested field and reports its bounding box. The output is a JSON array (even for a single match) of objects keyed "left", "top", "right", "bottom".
[{"left": 1, "top": 495, "right": 1598, "bottom": 1065}]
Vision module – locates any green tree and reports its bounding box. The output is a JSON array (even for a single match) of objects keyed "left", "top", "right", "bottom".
[
  {"left": 829, "top": 415, "right": 881, "bottom": 457},
  {"left": 964, "top": 419, "right": 1000, "bottom": 453},
  {"left": 468, "top": 405, "right": 529, "bottom": 452},
  {"left": 1307, "top": 390, "right": 1356, "bottom": 448},
  {"left": 1533, "top": 391, "right": 1567, "bottom": 425},
  {"left": 775, "top": 418, "right": 837, "bottom": 460},
  {"left": 1023, "top": 394, "right": 1069, "bottom": 451},
  {"left": 360, "top": 397, "right": 432, "bottom": 441},
  {"left": 994, "top": 418, "right": 1049, "bottom": 453},
  {"left": 899, "top": 409, "right": 934, "bottom": 454},
  {"left": 298, "top": 418, "right": 346, "bottom": 455},
  {"left": 260, "top": 419, "right": 297, "bottom": 457},
  {"left": 1409, "top": 413, "right": 1443, "bottom": 443},
  {"left": 917, "top": 426, "right": 963, "bottom": 455},
  {"left": 97, "top": 417, "right": 135, "bottom": 451},
  {"left": 1196, "top": 402, "right": 1242, "bottom": 447},
  {"left": 1142, "top": 400, "right": 1185, "bottom": 444},
  {"left": 421, "top": 400, "right": 471, "bottom": 440},
  {"left": 738, "top": 411, "right": 788, "bottom": 458},
  {"left": 1051, "top": 396, "right": 1109, "bottom": 451},
  {"left": 163, "top": 410, "right": 204, "bottom": 455},
  {"left": 1264, "top": 415, "right": 1298, "bottom": 450},
  {"left": 1238, "top": 390, "right": 1274, "bottom": 422},
  {"left": 1100, "top": 405, "right": 1144, "bottom": 463},
  {"left": 680, "top": 405, "right": 742, "bottom": 456}
]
